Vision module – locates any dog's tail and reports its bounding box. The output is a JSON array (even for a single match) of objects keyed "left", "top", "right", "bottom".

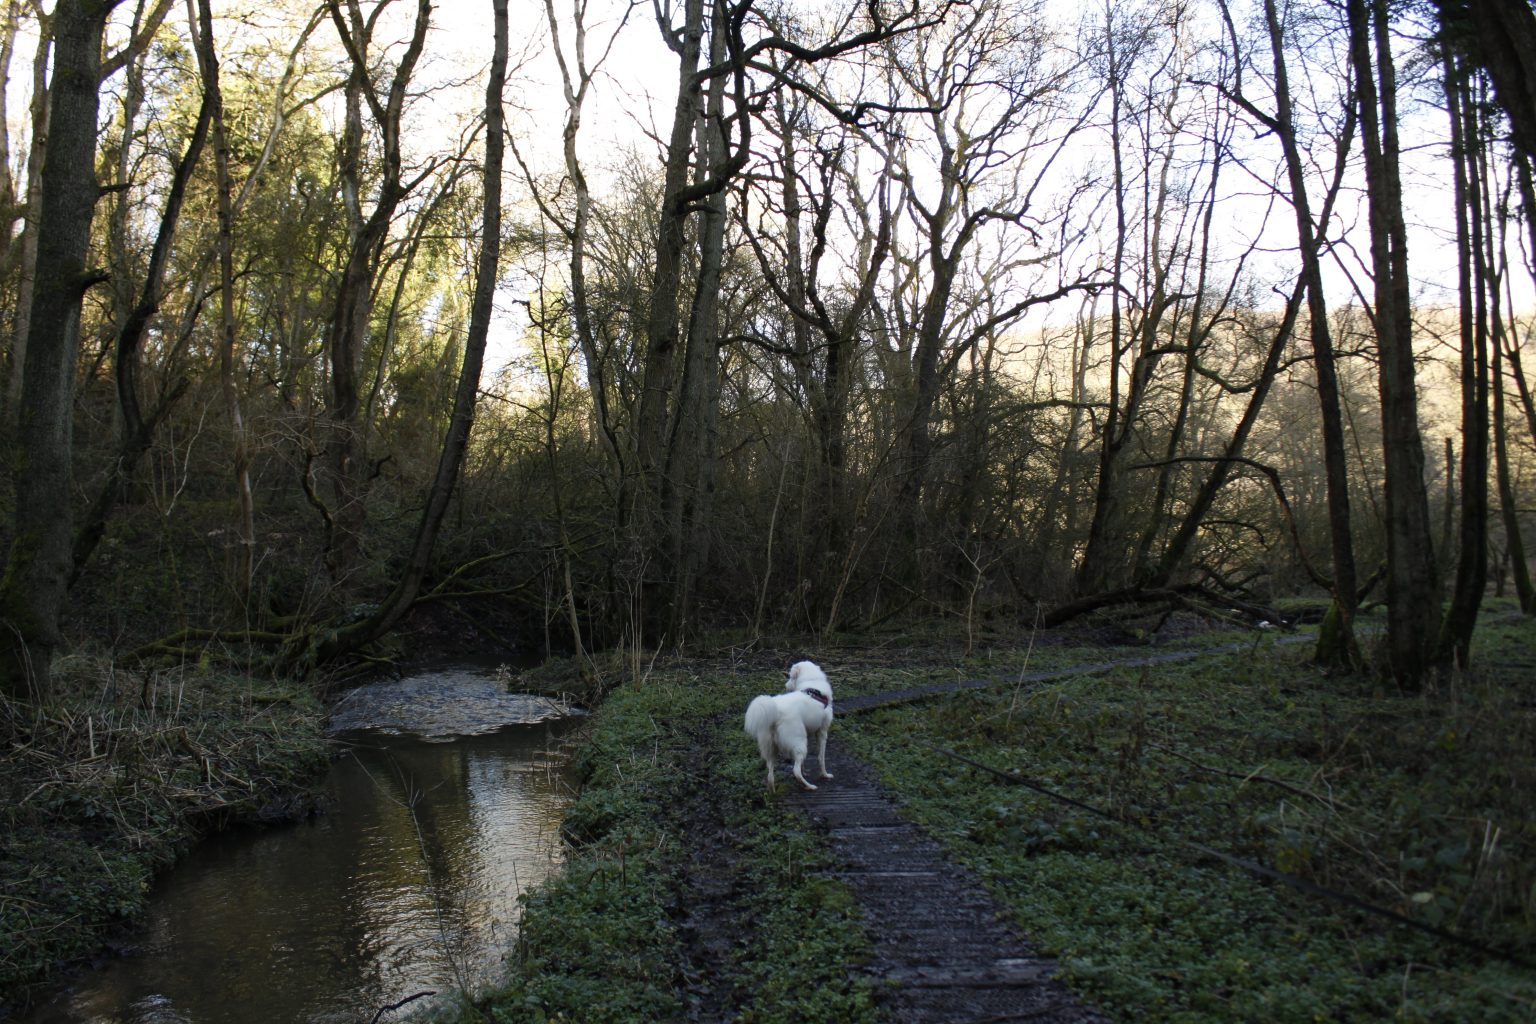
[{"left": 744, "top": 695, "right": 776, "bottom": 739}]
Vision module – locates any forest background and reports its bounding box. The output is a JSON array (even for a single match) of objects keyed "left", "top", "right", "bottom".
[{"left": 3, "top": 0, "right": 1536, "bottom": 700}]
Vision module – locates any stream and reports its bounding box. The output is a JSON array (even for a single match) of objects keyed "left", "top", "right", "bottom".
[{"left": 21, "top": 666, "right": 583, "bottom": 1024}]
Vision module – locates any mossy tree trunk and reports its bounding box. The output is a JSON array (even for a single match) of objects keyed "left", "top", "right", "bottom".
[{"left": 0, "top": 0, "right": 123, "bottom": 702}]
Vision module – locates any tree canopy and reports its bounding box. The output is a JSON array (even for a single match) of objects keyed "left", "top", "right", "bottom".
[{"left": 2, "top": 0, "right": 1535, "bottom": 696}]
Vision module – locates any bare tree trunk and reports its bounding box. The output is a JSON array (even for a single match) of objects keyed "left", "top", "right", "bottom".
[
  {"left": 1485, "top": 108, "right": 1533, "bottom": 614},
  {"left": 1498, "top": 166, "right": 1536, "bottom": 444},
  {"left": 1348, "top": 0, "right": 1442, "bottom": 684},
  {"left": 104, "top": 2, "right": 149, "bottom": 336},
  {"left": 0, "top": 3, "right": 18, "bottom": 261},
  {"left": 662, "top": 0, "right": 730, "bottom": 638},
  {"left": 1431, "top": 57, "right": 1480, "bottom": 666},
  {"left": 1439, "top": 58, "right": 1492, "bottom": 664},
  {"left": 190, "top": 0, "right": 255, "bottom": 605},
  {"left": 542, "top": 0, "right": 628, "bottom": 482},
  {"left": 71, "top": 1, "right": 213, "bottom": 580},
  {"left": 1436, "top": 0, "right": 1536, "bottom": 165},
  {"left": 635, "top": 0, "right": 705, "bottom": 510},
  {"left": 1438, "top": 436, "right": 1456, "bottom": 565},
  {"left": 635, "top": 0, "right": 939, "bottom": 635},
  {"left": 0, "top": 0, "right": 123, "bottom": 701},
  {"left": 1493, "top": 321, "right": 1534, "bottom": 613},
  {"left": 1260, "top": 0, "right": 1362, "bottom": 668},
  {"left": 0, "top": 1, "right": 23, "bottom": 368},
  {"left": 1078, "top": 8, "right": 1133, "bottom": 595},
  {"left": 75, "top": 5, "right": 322, "bottom": 586},
  {"left": 742, "top": 94, "right": 893, "bottom": 621},
  {"left": 525, "top": 0, "right": 635, "bottom": 642},
  {"left": 4, "top": 0, "right": 169, "bottom": 429},
  {"left": 1146, "top": 286, "right": 1304, "bottom": 590},
  {"left": 620, "top": 0, "right": 709, "bottom": 644},
  {"left": 1130, "top": 66, "right": 1230, "bottom": 584},
  {"left": 1036, "top": 306, "right": 1096, "bottom": 587}
]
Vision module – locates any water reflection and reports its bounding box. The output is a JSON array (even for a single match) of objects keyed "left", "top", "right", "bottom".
[{"left": 24, "top": 717, "right": 577, "bottom": 1024}]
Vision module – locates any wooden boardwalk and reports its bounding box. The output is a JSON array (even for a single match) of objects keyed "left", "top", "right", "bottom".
[
  {"left": 832, "top": 637, "right": 1311, "bottom": 716},
  {"left": 789, "top": 739, "right": 1107, "bottom": 1023},
  {"left": 682, "top": 644, "right": 1322, "bottom": 1021}
]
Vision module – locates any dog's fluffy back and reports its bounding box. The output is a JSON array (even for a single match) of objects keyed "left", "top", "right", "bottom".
[
  {"left": 745, "top": 663, "right": 835, "bottom": 790},
  {"left": 744, "top": 690, "right": 825, "bottom": 774}
]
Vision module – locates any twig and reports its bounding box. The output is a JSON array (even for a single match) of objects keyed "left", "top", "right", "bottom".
[
  {"left": 1146, "top": 741, "right": 1353, "bottom": 812},
  {"left": 367, "top": 990, "right": 437, "bottom": 1024}
]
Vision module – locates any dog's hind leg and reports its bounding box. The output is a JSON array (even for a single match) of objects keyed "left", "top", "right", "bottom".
[
  {"left": 786, "top": 726, "right": 816, "bottom": 789},
  {"left": 815, "top": 728, "right": 833, "bottom": 780},
  {"left": 757, "top": 730, "right": 778, "bottom": 790},
  {"left": 791, "top": 747, "right": 817, "bottom": 790}
]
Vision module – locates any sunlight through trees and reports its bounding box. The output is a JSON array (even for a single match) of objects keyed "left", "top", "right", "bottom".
[{"left": 2, "top": 0, "right": 1535, "bottom": 696}]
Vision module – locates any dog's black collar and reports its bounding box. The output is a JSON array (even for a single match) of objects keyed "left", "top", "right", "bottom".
[{"left": 803, "top": 688, "right": 830, "bottom": 707}]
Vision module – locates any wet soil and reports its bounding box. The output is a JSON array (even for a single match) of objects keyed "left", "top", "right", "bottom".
[{"left": 672, "top": 726, "right": 757, "bottom": 1022}]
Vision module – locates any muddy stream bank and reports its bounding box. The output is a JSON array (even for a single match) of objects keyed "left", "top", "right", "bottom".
[{"left": 20, "top": 666, "right": 582, "bottom": 1024}]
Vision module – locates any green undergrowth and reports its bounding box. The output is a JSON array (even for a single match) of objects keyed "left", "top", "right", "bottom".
[
  {"left": 0, "top": 656, "right": 329, "bottom": 1009},
  {"left": 839, "top": 619, "right": 1536, "bottom": 1023},
  {"left": 471, "top": 665, "right": 873, "bottom": 1024},
  {"left": 715, "top": 719, "right": 878, "bottom": 1024}
]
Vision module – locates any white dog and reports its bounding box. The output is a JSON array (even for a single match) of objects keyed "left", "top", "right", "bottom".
[{"left": 744, "top": 660, "right": 834, "bottom": 791}]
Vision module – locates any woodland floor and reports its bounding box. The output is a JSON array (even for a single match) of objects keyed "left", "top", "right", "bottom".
[
  {"left": 492, "top": 612, "right": 1536, "bottom": 1023},
  {"left": 668, "top": 714, "right": 1106, "bottom": 1023},
  {"left": 9, "top": 613, "right": 1533, "bottom": 1022},
  {"left": 663, "top": 645, "right": 1309, "bottom": 1023}
]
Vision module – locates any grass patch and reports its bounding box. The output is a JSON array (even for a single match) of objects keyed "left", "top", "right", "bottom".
[
  {"left": 472, "top": 661, "right": 873, "bottom": 1024},
  {"left": 837, "top": 620, "right": 1536, "bottom": 1022},
  {"left": 0, "top": 655, "right": 330, "bottom": 1009},
  {"left": 484, "top": 678, "right": 694, "bottom": 1024}
]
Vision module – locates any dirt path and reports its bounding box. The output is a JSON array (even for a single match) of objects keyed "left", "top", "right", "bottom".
[{"left": 673, "top": 719, "right": 756, "bottom": 1023}]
